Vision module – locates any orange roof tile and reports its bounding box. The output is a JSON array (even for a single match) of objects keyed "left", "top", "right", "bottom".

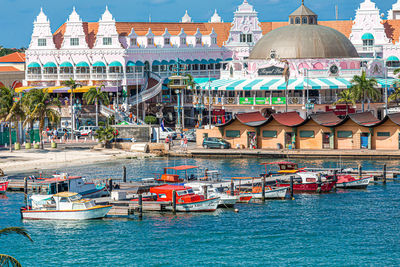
[
  {"left": 0, "top": 66, "right": 22, "bottom": 72},
  {"left": 0, "top": 52, "right": 25, "bottom": 63}
]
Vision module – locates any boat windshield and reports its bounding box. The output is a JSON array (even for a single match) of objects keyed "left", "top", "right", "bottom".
[
  {"left": 69, "top": 194, "right": 82, "bottom": 202},
  {"left": 187, "top": 188, "right": 194, "bottom": 194},
  {"left": 176, "top": 189, "right": 193, "bottom": 196}
]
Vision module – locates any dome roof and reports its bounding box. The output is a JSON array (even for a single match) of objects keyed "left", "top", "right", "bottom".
[{"left": 249, "top": 24, "right": 359, "bottom": 60}]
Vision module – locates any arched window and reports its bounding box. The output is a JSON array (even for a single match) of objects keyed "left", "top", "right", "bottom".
[
  {"left": 295, "top": 17, "right": 301, "bottom": 24},
  {"left": 290, "top": 18, "right": 294, "bottom": 24},
  {"left": 362, "top": 33, "right": 374, "bottom": 51},
  {"left": 387, "top": 56, "right": 400, "bottom": 68},
  {"left": 302, "top": 17, "right": 308, "bottom": 24},
  {"left": 309, "top": 17, "right": 314, "bottom": 24}
]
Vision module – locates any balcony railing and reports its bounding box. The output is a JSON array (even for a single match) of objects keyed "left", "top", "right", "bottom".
[
  {"left": 108, "top": 73, "right": 124, "bottom": 79},
  {"left": 92, "top": 74, "right": 108, "bottom": 80},
  {"left": 26, "top": 74, "right": 42, "bottom": 80},
  {"left": 42, "top": 74, "right": 58, "bottom": 80},
  {"left": 75, "top": 74, "right": 90, "bottom": 80},
  {"left": 59, "top": 74, "right": 74, "bottom": 80}
]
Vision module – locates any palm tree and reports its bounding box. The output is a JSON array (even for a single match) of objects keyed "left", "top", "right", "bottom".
[
  {"left": 96, "top": 126, "right": 116, "bottom": 147},
  {"left": 350, "top": 71, "right": 380, "bottom": 112},
  {"left": 25, "top": 89, "right": 60, "bottom": 149},
  {"left": 0, "top": 227, "right": 33, "bottom": 266},
  {"left": 0, "top": 87, "right": 24, "bottom": 152},
  {"left": 63, "top": 79, "right": 82, "bottom": 138},
  {"left": 334, "top": 89, "right": 356, "bottom": 116},
  {"left": 83, "top": 85, "right": 110, "bottom": 126}
]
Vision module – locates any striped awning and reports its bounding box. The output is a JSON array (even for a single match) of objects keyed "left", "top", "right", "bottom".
[{"left": 197, "top": 77, "right": 356, "bottom": 91}]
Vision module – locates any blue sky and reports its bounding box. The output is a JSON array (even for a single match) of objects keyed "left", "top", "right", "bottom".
[{"left": 0, "top": 0, "right": 396, "bottom": 48}]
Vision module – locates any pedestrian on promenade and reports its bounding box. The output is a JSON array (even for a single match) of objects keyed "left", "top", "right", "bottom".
[
  {"left": 183, "top": 136, "right": 188, "bottom": 152},
  {"left": 180, "top": 137, "right": 184, "bottom": 151}
]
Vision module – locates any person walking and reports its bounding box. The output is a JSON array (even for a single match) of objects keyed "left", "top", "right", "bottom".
[{"left": 183, "top": 136, "right": 188, "bottom": 152}]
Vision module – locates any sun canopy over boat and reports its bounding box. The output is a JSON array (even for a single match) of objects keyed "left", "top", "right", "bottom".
[
  {"left": 53, "top": 192, "right": 78, "bottom": 198},
  {"left": 164, "top": 165, "right": 198, "bottom": 171}
]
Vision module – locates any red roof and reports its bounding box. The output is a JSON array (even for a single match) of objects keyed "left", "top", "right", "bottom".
[
  {"left": 310, "top": 112, "right": 343, "bottom": 126},
  {"left": 349, "top": 112, "right": 381, "bottom": 126},
  {"left": 236, "top": 112, "right": 267, "bottom": 124},
  {"left": 0, "top": 52, "right": 25, "bottom": 63},
  {"left": 0, "top": 66, "right": 21, "bottom": 72},
  {"left": 388, "top": 113, "right": 400, "bottom": 126},
  {"left": 272, "top": 112, "right": 304, "bottom": 126},
  {"left": 164, "top": 165, "right": 198, "bottom": 171}
]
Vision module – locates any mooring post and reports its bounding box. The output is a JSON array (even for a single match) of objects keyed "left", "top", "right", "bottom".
[
  {"left": 109, "top": 179, "right": 113, "bottom": 192},
  {"left": 138, "top": 194, "right": 143, "bottom": 219},
  {"left": 317, "top": 173, "right": 322, "bottom": 194},
  {"left": 358, "top": 165, "right": 362, "bottom": 179},
  {"left": 230, "top": 181, "right": 234, "bottom": 196},
  {"left": 290, "top": 176, "right": 294, "bottom": 200},
  {"left": 383, "top": 164, "right": 387, "bottom": 185},
  {"left": 261, "top": 176, "right": 266, "bottom": 202},
  {"left": 172, "top": 190, "right": 177, "bottom": 213},
  {"left": 123, "top": 166, "right": 127, "bottom": 183},
  {"left": 333, "top": 170, "right": 338, "bottom": 192},
  {"left": 24, "top": 177, "right": 28, "bottom": 195},
  {"left": 203, "top": 185, "right": 208, "bottom": 199}
]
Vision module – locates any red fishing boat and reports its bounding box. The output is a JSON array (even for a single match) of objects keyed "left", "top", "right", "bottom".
[
  {"left": 135, "top": 185, "right": 220, "bottom": 212},
  {"left": 0, "top": 169, "right": 8, "bottom": 194},
  {"left": 154, "top": 165, "right": 200, "bottom": 183},
  {"left": 335, "top": 175, "right": 372, "bottom": 189},
  {"left": 263, "top": 162, "right": 335, "bottom": 193}
]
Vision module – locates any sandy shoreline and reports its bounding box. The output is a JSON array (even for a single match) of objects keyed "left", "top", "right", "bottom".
[{"left": 0, "top": 148, "right": 155, "bottom": 174}]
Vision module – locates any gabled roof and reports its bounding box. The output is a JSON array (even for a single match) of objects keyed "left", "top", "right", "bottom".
[
  {"left": 310, "top": 112, "right": 343, "bottom": 127},
  {"left": 0, "top": 52, "right": 25, "bottom": 63},
  {"left": 290, "top": 4, "right": 317, "bottom": 17},
  {"left": 0, "top": 66, "right": 21, "bottom": 72},
  {"left": 236, "top": 112, "right": 268, "bottom": 126},
  {"left": 387, "top": 113, "right": 400, "bottom": 126},
  {"left": 348, "top": 112, "right": 381, "bottom": 127},
  {"left": 271, "top": 111, "right": 305, "bottom": 127}
]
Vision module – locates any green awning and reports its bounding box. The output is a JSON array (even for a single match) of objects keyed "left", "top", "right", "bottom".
[
  {"left": 109, "top": 61, "right": 122, "bottom": 67},
  {"left": 168, "top": 60, "right": 176, "bottom": 65},
  {"left": 185, "top": 59, "right": 193, "bottom": 64},
  {"left": 28, "top": 62, "right": 41, "bottom": 68},
  {"left": 200, "top": 59, "right": 209, "bottom": 64},
  {"left": 76, "top": 61, "right": 89, "bottom": 67},
  {"left": 208, "top": 59, "right": 216, "bottom": 64},
  {"left": 193, "top": 59, "right": 201, "bottom": 64},
  {"left": 43, "top": 62, "right": 56, "bottom": 68},
  {"left": 362, "top": 33, "right": 374, "bottom": 40},
  {"left": 135, "top": 61, "right": 145, "bottom": 67},
  {"left": 161, "top": 60, "right": 169, "bottom": 65},
  {"left": 93, "top": 61, "right": 106, "bottom": 67},
  {"left": 60, "top": 62, "right": 73, "bottom": 67},
  {"left": 387, "top": 56, "right": 400, "bottom": 62},
  {"left": 152, "top": 60, "right": 161, "bottom": 66}
]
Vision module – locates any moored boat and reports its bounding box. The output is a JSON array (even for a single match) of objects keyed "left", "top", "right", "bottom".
[
  {"left": 248, "top": 186, "right": 288, "bottom": 200},
  {"left": 336, "top": 175, "right": 372, "bottom": 189},
  {"left": 148, "top": 185, "right": 220, "bottom": 212},
  {"left": 184, "top": 182, "right": 237, "bottom": 208},
  {"left": 21, "top": 192, "right": 112, "bottom": 220},
  {"left": 0, "top": 169, "right": 8, "bottom": 194}
]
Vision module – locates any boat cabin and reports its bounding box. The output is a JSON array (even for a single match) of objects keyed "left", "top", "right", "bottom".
[
  {"left": 156, "top": 165, "right": 199, "bottom": 182},
  {"left": 262, "top": 162, "right": 300, "bottom": 176},
  {"left": 150, "top": 185, "right": 204, "bottom": 203},
  {"left": 35, "top": 174, "right": 100, "bottom": 195},
  {"left": 52, "top": 192, "right": 95, "bottom": 210}
]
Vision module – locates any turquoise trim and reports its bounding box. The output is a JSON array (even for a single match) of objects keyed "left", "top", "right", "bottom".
[
  {"left": 319, "top": 78, "right": 339, "bottom": 89},
  {"left": 208, "top": 59, "right": 216, "bottom": 64},
  {"left": 135, "top": 61, "right": 145, "bottom": 67},
  {"left": 168, "top": 60, "right": 176, "bottom": 65},
  {"left": 362, "top": 33, "right": 374, "bottom": 40},
  {"left": 109, "top": 61, "right": 122, "bottom": 67},
  {"left": 277, "top": 79, "right": 296, "bottom": 90},
  {"left": 126, "top": 61, "right": 135, "bottom": 67},
  {"left": 185, "top": 59, "right": 193, "bottom": 64},
  {"left": 387, "top": 56, "right": 400, "bottom": 62},
  {"left": 76, "top": 61, "right": 89, "bottom": 67},
  {"left": 336, "top": 78, "right": 352, "bottom": 89},
  {"left": 226, "top": 80, "right": 246, "bottom": 90},
  {"left": 152, "top": 60, "right": 161, "bottom": 66},
  {"left": 193, "top": 59, "right": 201, "bottom": 64},
  {"left": 260, "top": 79, "right": 280, "bottom": 90},
  {"left": 243, "top": 79, "right": 263, "bottom": 90},
  {"left": 28, "top": 62, "right": 41, "bottom": 68},
  {"left": 60, "top": 62, "right": 73, "bottom": 68},
  {"left": 93, "top": 61, "right": 106, "bottom": 67},
  {"left": 43, "top": 62, "right": 56, "bottom": 68},
  {"left": 161, "top": 60, "right": 169, "bottom": 65},
  {"left": 305, "top": 79, "right": 321, "bottom": 89},
  {"left": 295, "top": 82, "right": 304, "bottom": 90},
  {"left": 200, "top": 59, "right": 209, "bottom": 64}
]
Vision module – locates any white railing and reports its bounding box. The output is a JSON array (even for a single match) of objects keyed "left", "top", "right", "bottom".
[
  {"left": 26, "top": 74, "right": 42, "bottom": 80},
  {"left": 108, "top": 73, "right": 124, "bottom": 79},
  {"left": 92, "top": 74, "right": 108, "bottom": 80},
  {"left": 59, "top": 74, "right": 74, "bottom": 80},
  {"left": 129, "top": 72, "right": 162, "bottom": 106},
  {"left": 42, "top": 74, "right": 58, "bottom": 80},
  {"left": 75, "top": 74, "right": 90, "bottom": 80}
]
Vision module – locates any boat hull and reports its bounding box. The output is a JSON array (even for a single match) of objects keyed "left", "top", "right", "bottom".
[
  {"left": 166, "top": 198, "right": 219, "bottom": 212},
  {"left": 217, "top": 196, "right": 237, "bottom": 207},
  {"left": 276, "top": 181, "right": 335, "bottom": 193},
  {"left": 0, "top": 181, "right": 8, "bottom": 193},
  {"left": 80, "top": 187, "right": 108, "bottom": 198},
  {"left": 251, "top": 187, "right": 288, "bottom": 199},
  {"left": 21, "top": 205, "right": 112, "bottom": 220},
  {"left": 336, "top": 177, "right": 371, "bottom": 189}
]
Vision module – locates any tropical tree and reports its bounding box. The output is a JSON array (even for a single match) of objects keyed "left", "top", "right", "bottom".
[
  {"left": 0, "top": 87, "right": 24, "bottom": 152},
  {"left": 0, "top": 227, "right": 33, "bottom": 266},
  {"left": 350, "top": 71, "right": 380, "bottom": 112},
  {"left": 63, "top": 79, "right": 82, "bottom": 138},
  {"left": 24, "top": 89, "right": 60, "bottom": 149},
  {"left": 334, "top": 89, "right": 356, "bottom": 116},
  {"left": 96, "top": 126, "right": 117, "bottom": 147},
  {"left": 83, "top": 85, "right": 110, "bottom": 127}
]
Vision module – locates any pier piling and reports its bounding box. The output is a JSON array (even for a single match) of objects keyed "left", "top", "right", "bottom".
[
  {"left": 123, "top": 166, "right": 127, "bottom": 183},
  {"left": 261, "top": 176, "right": 266, "bottom": 202},
  {"left": 109, "top": 179, "right": 113, "bottom": 192},
  {"left": 230, "top": 181, "right": 234, "bottom": 196},
  {"left": 317, "top": 173, "right": 322, "bottom": 194},
  {"left": 172, "top": 190, "right": 177, "bottom": 213},
  {"left": 23, "top": 177, "right": 28, "bottom": 195},
  {"left": 383, "top": 164, "right": 387, "bottom": 184},
  {"left": 333, "top": 170, "right": 338, "bottom": 192},
  {"left": 138, "top": 194, "right": 143, "bottom": 219},
  {"left": 358, "top": 165, "right": 362, "bottom": 179},
  {"left": 290, "top": 176, "right": 294, "bottom": 200}
]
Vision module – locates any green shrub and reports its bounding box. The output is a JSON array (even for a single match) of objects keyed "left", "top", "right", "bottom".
[{"left": 144, "top": 115, "right": 157, "bottom": 125}]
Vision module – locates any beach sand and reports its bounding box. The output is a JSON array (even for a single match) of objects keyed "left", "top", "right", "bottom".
[{"left": 0, "top": 148, "right": 153, "bottom": 174}]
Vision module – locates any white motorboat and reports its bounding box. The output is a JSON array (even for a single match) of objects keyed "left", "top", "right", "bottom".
[
  {"left": 249, "top": 186, "right": 288, "bottom": 199},
  {"left": 185, "top": 182, "right": 237, "bottom": 207},
  {"left": 336, "top": 175, "right": 372, "bottom": 189},
  {"left": 21, "top": 192, "right": 112, "bottom": 220}
]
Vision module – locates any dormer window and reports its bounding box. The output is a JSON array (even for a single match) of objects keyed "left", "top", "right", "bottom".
[
  {"left": 38, "top": 39, "right": 46, "bottom": 47},
  {"left": 181, "top": 38, "right": 186, "bottom": 45},
  {"left": 196, "top": 37, "right": 202, "bottom": 45},
  {"left": 164, "top": 38, "right": 170, "bottom": 45},
  {"left": 130, "top": 38, "right": 136, "bottom": 46},
  {"left": 240, "top": 34, "right": 253, "bottom": 43},
  {"left": 70, "top": 38, "right": 79, "bottom": 46},
  {"left": 295, "top": 17, "right": 300, "bottom": 24},
  {"left": 147, "top": 38, "right": 154, "bottom": 45},
  {"left": 302, "top": 17, "right": 308, "bottom": 24},
  {"left": 309, "top": 17, "right": 314, "bottom": 24},
  {"left": 290, "top": 18, "right": 294, "bottom": 24},
  {"left": 103, "top": 37, "right": 112, "bottom": 45},
  {"left": 212, "top": 37, "right": 217, "bottom": 44}
]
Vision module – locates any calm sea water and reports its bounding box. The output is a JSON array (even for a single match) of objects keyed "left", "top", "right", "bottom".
[{"left": 1, "top": 157, "right": 400, "bottom": 266}]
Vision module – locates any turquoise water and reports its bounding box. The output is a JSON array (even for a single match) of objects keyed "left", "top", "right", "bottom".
[{"left": 1, "top": 158, "right": 400, "bottom": 266}]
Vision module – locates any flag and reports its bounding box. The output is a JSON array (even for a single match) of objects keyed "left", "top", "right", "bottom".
[{"left": 161, "top": 119, "right": 165, "bottom": 131}]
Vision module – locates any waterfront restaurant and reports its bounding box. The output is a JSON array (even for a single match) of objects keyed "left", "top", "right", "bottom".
[{"left": 196, "top": 111, "right": 400, "bottom": 151}]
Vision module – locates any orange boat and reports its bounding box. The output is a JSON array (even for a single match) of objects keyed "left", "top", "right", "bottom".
[
  {"left": 0, "top": 169, "right": 8, "bottom": 194},
  {"left": 155, "top": 165, "right": 200, "bottom": 183}
]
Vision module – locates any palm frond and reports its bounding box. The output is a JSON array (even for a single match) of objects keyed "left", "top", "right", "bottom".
[{"left": 0, "top": 227, "right": 33, "bottom": 242}]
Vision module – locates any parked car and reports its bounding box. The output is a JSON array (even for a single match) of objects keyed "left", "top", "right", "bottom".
[
  {"left": 154, "top": 127, "right": 177, "bottom": 140},
  {"left": 76, "top": 126, "right": 97, "bottom": 137},
  {"left": 185, "top": 129, "right": 196, "bottom": 142},
  {"left": 57, "top": 128, "right": 81, "bottom": 139},
  {"left": 202, "top": 137, "right": 231, "bottom": 149}
]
